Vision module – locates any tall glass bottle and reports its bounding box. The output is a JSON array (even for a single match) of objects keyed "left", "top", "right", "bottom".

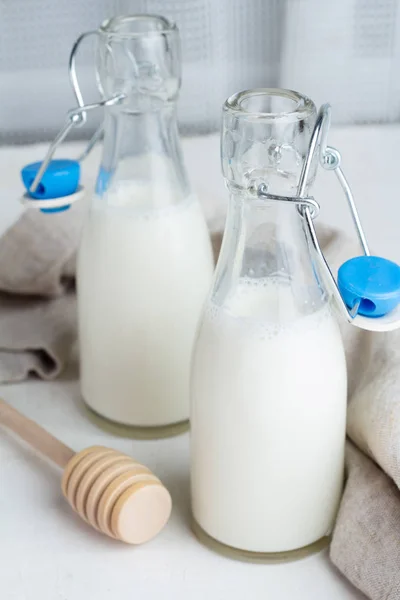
[
  {"left": 190, "top": 89, "right": 347, "bottom": 560},
  {"left": 77, "top": 15, "right": 214, "bottom": 438}
]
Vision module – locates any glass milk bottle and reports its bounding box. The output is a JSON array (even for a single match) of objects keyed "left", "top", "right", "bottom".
[
  {"left": 77, "top": 15, "right": 214, "bottom": 438},
  {"left": 191, "top": 89, "right": 347, "bottom": 560}
]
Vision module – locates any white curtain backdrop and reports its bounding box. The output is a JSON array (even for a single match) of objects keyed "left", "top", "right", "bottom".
[{"left": 0, "top": 0, "right": 399, "bottom": 144}]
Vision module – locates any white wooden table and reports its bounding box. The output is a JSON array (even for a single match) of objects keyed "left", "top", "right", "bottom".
[{"left": 2, "top": 126, "right": 395, "bottom": 599}]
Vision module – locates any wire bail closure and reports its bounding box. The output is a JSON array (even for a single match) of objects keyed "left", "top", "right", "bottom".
[
  {"left": 24, "top": 30, "right": 125, "bottom": 205},
  {"left": 257, "top": 103, "right": 400, "bottom": 326}
]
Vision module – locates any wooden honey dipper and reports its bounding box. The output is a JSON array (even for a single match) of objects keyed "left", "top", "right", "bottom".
[{"left": 0, "top": 398, "right": 172, "bottom": 544}]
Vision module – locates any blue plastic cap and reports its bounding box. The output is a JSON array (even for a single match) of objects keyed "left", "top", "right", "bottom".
[
  {"left": 21, "top": 159, "right": 80, "bottom": 213},
  {"left": 338, "top": 255, "right": 400, "bottom": 318}
]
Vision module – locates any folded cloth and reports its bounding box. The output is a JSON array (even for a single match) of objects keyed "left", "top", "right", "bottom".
[
  {"left": 0, "top": 201, "right": 86, "bottom": 382},
  {"left": 0, "top": 291, "right": 76, "bottom": 382},
  {"left": 331, "top": 442, "right": 400, "bottom": 600},
  {"left": 0, "top": 201, "right": 85, "bottom": 297},
  {"left": 330, "top": 326, "right": 400, "bottom": 598}
]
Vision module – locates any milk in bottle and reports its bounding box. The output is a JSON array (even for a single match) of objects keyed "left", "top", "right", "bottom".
[
  {"left": 190, "top": 89, "right": 347, "bottom": 559},
  {"left": 77, "top": 16, "right": 214, "bottom": 437}
]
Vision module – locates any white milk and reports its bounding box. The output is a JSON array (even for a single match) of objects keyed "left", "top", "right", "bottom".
[
  {"left": 191, "top": 279, "right": 347, "bottom": 553},
  {"left": 77, "top": 182, "right": 214, "bottom": 427}
]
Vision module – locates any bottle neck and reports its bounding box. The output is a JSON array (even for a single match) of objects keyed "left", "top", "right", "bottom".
[
  {"left": 212, "top": 189, "right": 326, "bottom": 316},
  {"left": 96, "top": 104, "right": 190, "bottom": 205}
]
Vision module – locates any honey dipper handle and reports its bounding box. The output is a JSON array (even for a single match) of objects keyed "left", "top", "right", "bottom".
[{"left": 0, "top": 398, "right": 75, "bottom": 469}]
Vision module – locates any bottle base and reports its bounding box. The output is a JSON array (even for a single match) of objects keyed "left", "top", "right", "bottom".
[
  {"left": 191, "top": 517, "right": 330, "bottom": 563},
  {"left": 83, "top": 401, "right": 189, "bottom": 440}
]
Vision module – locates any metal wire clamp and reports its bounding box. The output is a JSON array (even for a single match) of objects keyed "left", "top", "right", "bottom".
[
  {"left": 28, "top": 30, "right": 125, "bottom": 197},
  {"left": 257, "top": 103, "right": 372, "bottom": 324}
]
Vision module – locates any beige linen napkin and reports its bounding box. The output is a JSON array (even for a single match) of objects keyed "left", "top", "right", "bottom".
[
  {"left": 1, "top": 199, "right": 400, "bottom": 598},
  {"left": 332, "top": 442, "right": 400, "bottom": 600},
  {"left": 331, "top": 325, "right": 400, "bottom": 599},
  {"left": 0, "top": 201, "right": 85, "bottom": 382}
]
